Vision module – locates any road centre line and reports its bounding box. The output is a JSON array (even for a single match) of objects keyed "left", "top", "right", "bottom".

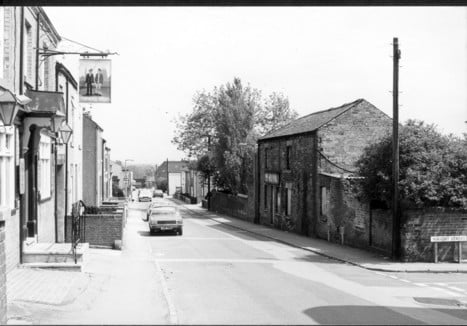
[{"left": 154, "top": 258, "right": 276, "bottom": 263}]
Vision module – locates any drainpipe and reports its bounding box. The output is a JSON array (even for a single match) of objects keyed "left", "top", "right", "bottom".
[
  {"left": 35, "top": 10, "right": 40, "bottom": 90},
  {"left": 64, "top": 81, "right": 69, "bottom": 241},
  {"left": 19, "top": 6, "right": 25, "bottom": 263}
]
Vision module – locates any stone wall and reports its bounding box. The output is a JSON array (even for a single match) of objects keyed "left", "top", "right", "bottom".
[
  {"left": 65, "top": 213, "right": 123, "bottom": 249},
  {"left": 315, "top": 175, "right": 371, "bottom": 249},
  {"left": 370, "top": 209, "right": 392, "bottom": 254},
  {"left": 319, "top": 100, "right": 392, "bottom": 174},
  {"left": 258, "top": 132, "right": 316, "bottom": 235},
  {"left": 0, "top": 220, "right": 7, "bottom": 325},
  {"left": 210, "top": 191, "right": 253, "bottom": 223},
  {"left": 401, "top": 208, "right": 467, "bottom": 262}
]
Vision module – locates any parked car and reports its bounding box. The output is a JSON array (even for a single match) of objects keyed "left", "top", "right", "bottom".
[
  {"left": 153, "top": 189, "right": 164, "bottom": 198},
  {"left": 139, "top": 189, "right": 152, "bottom": 202},
  {"left": 148, "top": 206, "right": 183, "bottom": 235},
  {"left": 145, "top": 199, "right": 166, "bottom": 220}
]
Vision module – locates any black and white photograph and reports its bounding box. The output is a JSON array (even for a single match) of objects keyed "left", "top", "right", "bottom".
[{"left": 0, "top": 5, "right": 466, "bottom": 326}]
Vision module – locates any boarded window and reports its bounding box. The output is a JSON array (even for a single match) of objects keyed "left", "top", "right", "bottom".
[{"left": 320, "top": 186, "right": 329, "bottom": 216}]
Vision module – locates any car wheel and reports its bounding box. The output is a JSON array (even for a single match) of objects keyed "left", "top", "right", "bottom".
[
  {"left": 149, "top": 228, "right": 154, "bottom": 235},
  {"left": 178, "top": 228, "right": 183, "bottom": 236}
]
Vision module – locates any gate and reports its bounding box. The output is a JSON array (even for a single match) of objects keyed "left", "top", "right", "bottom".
[{"left": 71, "top": 200, "right": 86, "bottom": 264}]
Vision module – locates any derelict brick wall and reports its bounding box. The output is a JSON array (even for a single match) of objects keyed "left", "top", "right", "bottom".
[
  {"left": 0, "top": 221, "right": 7, "bottom": 325},
  {"left": 315, "top": 176, "right": 370, "bottom": 249},
  {"left": 65, "top": 214, "right": 123, "bottom": 248},
  {"left": 319, "top": 101, "right": 392, "bottom": 174},
  {"left": 258, "top": 132, "right": 316, "bottom": 235},
  {"left": 210, "top": 192, "right": 253, "bottom": 222},
  {"left": 401, "top": 208, "right": 467, "bottom": 262}
]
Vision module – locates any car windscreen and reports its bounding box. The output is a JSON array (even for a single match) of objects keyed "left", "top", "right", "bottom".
[{"left": 151, "top": 207, "right": 177, "bottom": 215}]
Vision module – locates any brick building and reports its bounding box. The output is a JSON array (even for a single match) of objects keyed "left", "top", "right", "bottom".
[
  {"left": 155, "top": 161, "right": 189, "bottom": 195},
  {"left": 257, "top": 99, "right": 392, "bottom": 247},
  {"left": 82, "top": 112, "right": 105, "bottom": 207}
]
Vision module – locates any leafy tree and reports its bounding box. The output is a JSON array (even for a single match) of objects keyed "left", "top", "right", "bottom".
[
  {"left": 357, "top": 120, "right": 467, "bottom": 209},
  {"left": 173, "top": 77, "right": 298, "bottom": 194},
  {"left": 256, "top": 92, "right": 298, "bottom": 136}
]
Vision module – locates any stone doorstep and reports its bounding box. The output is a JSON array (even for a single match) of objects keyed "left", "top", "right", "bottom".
[
  {"left": 22, "top": 243, "right": 89, "bottom": 265},
  {"left": 20, "top": 262, "right": 83, "bottom": 272}
]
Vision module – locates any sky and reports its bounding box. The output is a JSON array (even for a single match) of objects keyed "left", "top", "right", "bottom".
[{"left": 44, "top": 7, "right": 467, "bottom": 165}]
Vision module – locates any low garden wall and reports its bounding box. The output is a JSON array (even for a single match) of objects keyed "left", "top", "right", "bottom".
[
  {"left": 174, "top": 193, "right": 197, "bottom": 204},
  {"left": 65, "top": 202, "right": 127, "bottom": 249}
]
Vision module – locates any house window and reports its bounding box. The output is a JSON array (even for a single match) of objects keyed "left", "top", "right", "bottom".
[
  {"left": 275, "top": 187, "right": 281, "bottom": 213},
  {"left": 39, "top": 135, "right": 52, "bottom": 198},
  {"left": 25, "top": 20, "right": 33, "bottom": 83},
  {"left": 320, "top": 186, "right": 329, "bottom": 216},
  {"left": 0, "top": 126, "right": 15, "bottom": 208},
  {"left": 0, "top": 7, "right": 4, "bottom": 79},
  {"left": 286, "top": 146, "right": 291, "bottom": 170},
  {"left": 285, "top": 187, "right": 292, "bottom": 216},
  {"left": 264, "top": 185, "right": 268, "bottom": 209}
]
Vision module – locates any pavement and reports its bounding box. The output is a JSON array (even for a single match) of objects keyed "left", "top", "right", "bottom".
[
  {"left": 170, "top": 199, "right": 467, "bottom": 273},
  {"left": 5, "top": 205, "right": 170, "bottom": 325}
]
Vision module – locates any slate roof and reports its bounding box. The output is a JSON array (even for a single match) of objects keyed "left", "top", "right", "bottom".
[{"left": 259, "top": 98, "right": 367, "bottom": 141}]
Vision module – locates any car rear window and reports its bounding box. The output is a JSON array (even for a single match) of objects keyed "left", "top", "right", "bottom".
[{"left": 151, "top": 207, "right": 177, "bottom": 215}]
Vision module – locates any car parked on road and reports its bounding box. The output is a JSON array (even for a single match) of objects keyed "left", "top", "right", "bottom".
[
  {"left": 145, "top": 199, "right": 167, "bottom": 220},
  {"left": 153, "top": 189, "right": 164, "bottom": 198},
  {"left": 139, "top": 189, "right": 152, "bottom": 202},
  {"left": 148, "top": 206, "right": 183, "bottom": 235}
]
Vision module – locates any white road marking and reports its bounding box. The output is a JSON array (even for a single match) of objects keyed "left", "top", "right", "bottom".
[
  {"left": 447, "top": 286, "right": 466, "bottom": 293},
  {"left": 154, "top": 258, "right": 276, "bottom": 263},
  {"left": 147, "top": 242, "right": 178, "bottom": 325},
  {"left": 414, "top": 283, "right": 428, "bottom": 287},
  {"left": 399, "top": 279, "right": 411, "bottom": 283}
]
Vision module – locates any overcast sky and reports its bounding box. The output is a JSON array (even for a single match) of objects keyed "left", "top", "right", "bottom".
[{"left": 44, "top": 7, "right": 467, "bottom": 165}]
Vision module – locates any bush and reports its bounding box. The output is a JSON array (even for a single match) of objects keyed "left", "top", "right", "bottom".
[{"left": 357, "top": 120, "right": 467, "bottom": 209}]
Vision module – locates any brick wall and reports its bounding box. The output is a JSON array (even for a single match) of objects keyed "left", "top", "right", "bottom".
[
  {"left": 315, "top": 176, "right": 371, "bottom": 249},
  {"left": 258, "top": 132, "right": 316, "bottom": 235},
  {"left": 65, "top": 213, "right": 123, "bottom": 248},
  {"left": 0, "top": 220, "right": 7, "bottom": 325},
  {"left": 401, "top": 208, "right": 467, "bottom": 262},
  {"left": 319, "top": 100, "right": 392, "bottom": 174},
  {"left": 210, "top": 191, "right": 253, "bottom": 223},
  {"left": 370, "top": 209, "right": 392, "bottom": 254}
]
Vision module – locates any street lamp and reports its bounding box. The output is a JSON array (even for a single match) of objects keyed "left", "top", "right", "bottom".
[
  {"left": 0, "top": 86, "right": 31, "bottom": 126},
  {"left": 59, "top": 122, "right": 73, "bottom": 144},
  {"left": 51, "top": 111, "right": 66, "bottom": 135}
]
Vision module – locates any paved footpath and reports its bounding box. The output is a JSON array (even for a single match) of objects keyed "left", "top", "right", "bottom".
[
  {"left": 6, "top": 206, "right": 169, "bottom": 325},
  {"left": 172, "top": 199, "right": 467, "bottom": 273}
]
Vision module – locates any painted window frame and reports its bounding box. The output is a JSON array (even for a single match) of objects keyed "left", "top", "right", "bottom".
[
  {"left": 0, "top": 126, "right": 15, "bottom": 208},
  {"left": 38, "top": 135, "right": 52, "bottom": 199}
]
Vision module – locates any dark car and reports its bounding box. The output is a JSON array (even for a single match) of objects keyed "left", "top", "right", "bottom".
[{"left": 153, "top": 189, "right": 164, "bottom": 198}]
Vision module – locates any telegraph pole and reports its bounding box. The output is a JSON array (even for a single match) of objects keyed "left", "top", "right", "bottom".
[
  {"left": 207, "top": 135, "right": 211, "bottom": 210},
  {"left": 392, "top": 37, "right": 401, "bottom": 260}
]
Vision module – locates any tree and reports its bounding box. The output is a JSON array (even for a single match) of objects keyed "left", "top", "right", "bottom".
[
  {"left": 173, "top": 77, "right": 299, "bottom": 194},
  {"left": 357, "top": 120, "right": 467, "bottom": 209},
  {"left": 255, "top": 92, "right": 298, "bottom": 136}
]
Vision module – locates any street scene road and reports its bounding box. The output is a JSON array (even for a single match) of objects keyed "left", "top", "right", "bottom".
[{"left": 9, "top": 195, "right": 467, "bottom": 325}]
